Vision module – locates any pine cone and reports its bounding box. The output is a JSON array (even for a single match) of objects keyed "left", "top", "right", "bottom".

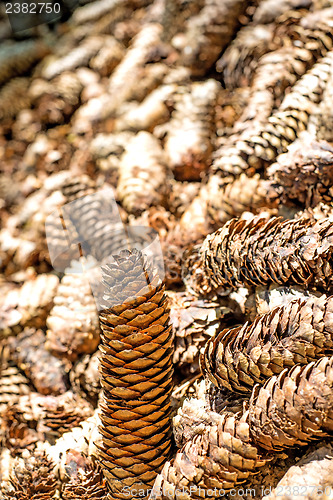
[
  {"left": 267, "top": 138, "right": 333, "bottom": 207},
  {"left": 164, "top": 80, "right": 220, "bottom": 181},
  {"left": 0, "top": 78, "right": 31, "bottom": 120},
  {"left": 1, "top": 451, "right": 57, "bottom": 500},
  {"left": 183, "top": 214, "right": 333, "bottom": 295},
  {"left": 46, "top": 273, "right": 100, "bottom": 362},
  {"left": 0, "top": 40, "right": 50, "bottom": 86},
  {"left": 167, "top": 291, "right": 233, "bottom": 376},
  {"left": 70, "top": 352, "right": 101, "bottom": 405},
  {"left": 0, "top": 274, "right": 59, "bottom": 338},
  {"left": 61, "top": 451, "right": 108, "bottom": 500},
  {"left": 98, "top": 249, "right": 173, "bottom": 498},
  {"left": 177, "top": 0, "right": 247, "bottom": 76},
  {"left": 117, "top": 131, "right": 170, "bottom": 214},
  {"left": 150, "top": 400, "right": 268, "bottom": 499},
  {"left": 248, "top": 356, "right": 333, "bottom": 451},
  {"left": 9, "top": 328, "right": 69, "bottom": 395},
  {"left": 202, "top": 295, "right": 333, "bottom": 393},
  {"left": 0, "top": 364, "right": 31, "bottom": 416}
]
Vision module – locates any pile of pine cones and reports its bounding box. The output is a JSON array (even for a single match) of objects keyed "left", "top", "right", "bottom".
[{"left": 2, "top": 0, "right": 333, "bottom": 498}]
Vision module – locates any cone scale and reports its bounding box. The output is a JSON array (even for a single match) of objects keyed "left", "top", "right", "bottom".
[{"left": 97, "top": 250, "right": 174, "bottom": 499}]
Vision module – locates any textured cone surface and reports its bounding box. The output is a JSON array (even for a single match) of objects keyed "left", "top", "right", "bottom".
[
  {"left": 150, "top": 399, "right": 268, "bottom": 499},
  {"left": 98, "top": 250, "right": 174, "bottom": 499},
  {"left": 46, "top": 273, "right": 100, "bottom": 361},
  {"left": 9, "top": 328, "right": 69, "bottom": 395},
  {"left": 183, "top": 214, "right": 333, "bottom": 296},
  {"left": 202, "top": 295, "right": 333, "bottom": 393},
  {"left": 0, "top": 274, "right": 59, "bottom": 338},
  {"left": 1, "top": 451, "right": 57, "bottom": 500},
  {"left": 164, "top": 80, "right": 220, "bottom": 181},
  {"left": 61, "top": 450, "right": 108, "bottom": 500},
  {"left": 117, "top": 131, "right": 170, "bottom": 214},
  {"left": 267, "top": 138, "right": 333, "bottom": 207},
  {"left": 248, "top": 356, "right": 333, "bottom": 451}
]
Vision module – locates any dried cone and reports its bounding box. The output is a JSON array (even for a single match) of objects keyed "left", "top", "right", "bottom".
[
  {"left": 46, "top": 273, "right": 100, "bottom": 362},
  {"left": 164, "top": 80, "right": 220, "bottom": 181},
  {"left": 117, "top": 131, "right": 170, "bottom": 214},
  {"left": 61, "top": 450, "right": 108, "bottom": 500},
  {"left": 201, "top": 295, "right": 333, "bottom": 393},
  {"left": 267, "top": 138, "right": 333, "bottom": 208},
  {"left": 0, "top": 273, "right": 59, "bottom": 338},
  {"left": 150, "top": 399, "right": 268, "bottom": 499},
  {"left": 183, "top": 214, "right": 333, "bottom": 296},
  {"left": 1, "top": 451, "right": 57, "bottom": 500},
  {"left": 98, "top": 249, "right": 173, "bottom": 499},
  {"left": 70, "top": 351, "right": 101, "bottom": 405},
  {"left": 9, "top": 328, "right": 69, "bottom": 395},
  {"left": 0, "top": 364, "right": 31, "bottom": 416},
  {"left": 248, "top": 356, "right": 333, "bottom": 451}
]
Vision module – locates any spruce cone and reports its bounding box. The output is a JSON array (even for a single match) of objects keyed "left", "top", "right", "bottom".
[
  {"left": 117, "top": 131, "right": 170, "bottom": 214},
  {"left": 62, "top": 451, "right": 108, "bottom": 500},
  {"left": 202, "top": 295, "right": 333, "bottom": 393},
  {"left": 1, "top": 451, "right": 57, "bottom": 500},
  {"left": 248, "top": 356, "right": 333, "bottom": 451},
  {"left": 267, "top": 138, "right": 333, "bottom": 208},
  {"left": 0, "top": 274, "right": 59, "bottom": 338},
  {"left": 163, "top": 80, "right": 220, "bottom": 181},
  {"left": 0, "top": 364, "right": 31, "bottom": 416},
  {"left": 46, "top": 273, "right": 100, "bottom": 362},
  {"left": 150, "top": 400, "right": 268, "bottom": 499},
  {"left": 177, "top": 0, "right": 247, "bottom": 76},
  {"left": 98, "top": 249, "right": 173, "bottom": 499},
  {"left": 183, "top": 214, "right": 333, "bottom": 296},
  {"left": 9, "top": 328, "right": 69, "bottom": 395}
]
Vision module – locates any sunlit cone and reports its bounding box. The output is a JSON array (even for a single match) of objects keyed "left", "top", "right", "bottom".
[
  {"left": 201, "top": 295, "right": 333, "bottom": 393},
  {"left": 98, "top": 249, "right": 174, "bottom": 499}
]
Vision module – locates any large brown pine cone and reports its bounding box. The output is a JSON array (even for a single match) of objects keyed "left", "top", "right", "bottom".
[
  {"left": 183, "top": 214, "right": 333, "bottom": 296},
  {"left": 201, "top": 295, "right": 333, "bottom": 393},
  {"left": 98, "top": 250, "right": 174, "bottom": 499}
]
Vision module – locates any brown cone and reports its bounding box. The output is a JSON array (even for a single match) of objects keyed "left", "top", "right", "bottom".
[
  {"left": 98, "top": 249, "right": 173, "bottom": 499},
  {"left": 62, "top": 450, "right": 108, "bottom": 500},
  {"left": 248, "top": 356, "right": 333, "bottom": 451},
  {"left": 201, "top": 295, "right": 333, "bottom": 394},
  {"left": 183, "top": 214, "right": 333, "bottom": 296}
]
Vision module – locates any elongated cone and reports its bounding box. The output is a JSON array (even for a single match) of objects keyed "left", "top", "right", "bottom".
[
  {"left": 117, "top": 131, "right": 170, "bottom": 214},
  {"left": 177, "top": 0, "right": 247, "bottom": 76},
  {"left": 164, "top": 80, "right": 220, "bottom": 181},
  {"left": 46, "top": 273, "right": 100, "bottom": 362},
  {"left": 9, "top": 328, "right": 69, "bottom": 395},
  {"left": 62, "top": 450, "right": 107, "bottom": 500},
  {"left": 267, "top": 138, "right": 333, "bottom": 207},
  {"left": 202, "top": 295, "right": 333, "bottom": 394},
  {"left": 98, "top": 249, "right": 173, "bottom": 499},
  {"left": 150, "top": 399, "right": 268, "bottom": 499},
  {"left": 1, "top": 451, "right": 57, "bottom": 500},
  {"left": 183, "top": 214, "right": 333, "bottom": 296},
  {"left": 248, "top": 356, "right": 333, "bottom": 451}
]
